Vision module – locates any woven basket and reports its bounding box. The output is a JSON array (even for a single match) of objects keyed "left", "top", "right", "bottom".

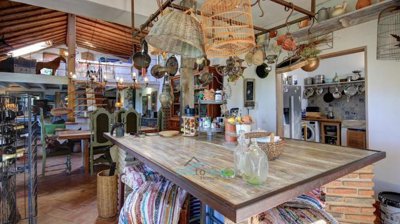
[
  {"left": 245, "top": 131, "right": 285, "bottom": 161},
  {"left": 97, "top": 170, "right": 117, "bottom": 219},
  {"left": 145, "top": 10, "right": 204, "bottom": 58}
]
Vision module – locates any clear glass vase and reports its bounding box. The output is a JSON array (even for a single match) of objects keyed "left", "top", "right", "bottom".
[
  {"left": 243, "top": 139, "right": 269, "bottom": 185},
  {"left": 234, "top": 132, "right": 247, "bottom": 177}
]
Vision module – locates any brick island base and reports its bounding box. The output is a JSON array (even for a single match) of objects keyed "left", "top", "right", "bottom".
[{"left": 225, "top": 165, "right": 376, "bottom": 224}]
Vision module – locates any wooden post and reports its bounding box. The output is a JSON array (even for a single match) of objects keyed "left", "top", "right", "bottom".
[
  {"left": 276, "top": 73, "right": 284, "bottom": 137},
  {"left": 67, "top": 14, "right": 76, "bottom": 122},
  {"left": 180, "top": 58, "right": 195, "bottom": 115}
]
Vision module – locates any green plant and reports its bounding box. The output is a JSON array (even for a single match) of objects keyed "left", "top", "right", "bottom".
[{"left": 299, "top": 45, "right": 321, "bottom": 59}]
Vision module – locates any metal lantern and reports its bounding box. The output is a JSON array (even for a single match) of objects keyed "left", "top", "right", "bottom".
[
  {"left": 159, "top": 76, "right": 174, "bottom": 108},
  {"left": 377, "top": 5, "right": 400, "bottom": 60},
  {"left": 201, "top": 0, "right": 256, "bottom": 58},
  {"left": 145, "top": 10, "right": 204, "bottom": 58}
]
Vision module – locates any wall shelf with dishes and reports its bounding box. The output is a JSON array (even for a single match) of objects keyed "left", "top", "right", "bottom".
[{"left": 304, "top": 80, "right": 365, "bottom": 88}]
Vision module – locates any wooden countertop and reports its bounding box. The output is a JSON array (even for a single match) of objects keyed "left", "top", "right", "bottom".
[
  {"left": 302, "top": 117, "right": 342, "bottom": 123},
  {"left": 105, "top": 133, "right": 385, "bottom": 222}
]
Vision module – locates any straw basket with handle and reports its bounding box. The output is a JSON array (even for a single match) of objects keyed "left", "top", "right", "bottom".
[{"left": 244, "top": 131, "right": 285, "bottom": 161}]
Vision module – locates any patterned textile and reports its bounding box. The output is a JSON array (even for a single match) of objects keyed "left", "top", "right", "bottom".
[
  {"left": 119, "top": 164, "right": 187, "bottom": 224},
  {"left": 121, "top": 164, "right": 163, "bottom": 191},
  {"left": 253, "top": 191, "right": 338, "bottom": 224}
]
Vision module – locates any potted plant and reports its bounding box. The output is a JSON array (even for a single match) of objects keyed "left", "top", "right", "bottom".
[{"left": 299, "top": 45, "right": 321, "bottom": 72}]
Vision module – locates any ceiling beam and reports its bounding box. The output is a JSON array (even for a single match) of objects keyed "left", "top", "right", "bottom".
[
  {"left": 0, "top": 15, "right": 66, "bottom": 33},
  {"left": 0, "top": 11, "right": 65, "bottom": 27},
  {"left": 1, "top": 5, "right": 38, "bottom": 16},
  {"left": 270, "top": 0, "right": 315, "bottom": 18},
  {"left": 0, "top": 8, "right": 53, "bottom": 22},
  {"left": 4, "top": 20, "right": 67, "bottom": 39},
  {"left": 1, "top": 34, "right": 66, "bottom": 54}
]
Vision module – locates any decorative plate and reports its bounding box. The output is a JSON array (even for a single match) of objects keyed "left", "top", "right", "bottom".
[{"left": 159, "top": 130, "right": 180, "bottom": 137}]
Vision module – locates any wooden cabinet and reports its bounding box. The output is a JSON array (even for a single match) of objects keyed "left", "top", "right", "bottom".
[
  {"left": 347, "top": 129, "right": 366, "bottom": 149},
  {"left": 168, "top": 67, "right": 223, "bottom": 130},
  {"left": 320, "top": 121, "right": 341, "bottom": 146},
  {"left": 168, "top": 117, "right": 180, "bottom": 131}
]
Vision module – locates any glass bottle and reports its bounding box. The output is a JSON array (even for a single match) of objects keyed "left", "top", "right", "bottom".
[
  {"left": 243, "top": 138, "right": 269, "bottom": 185},
  {"left": 234, "top": 132, "right": 246, "bottom": 177}
]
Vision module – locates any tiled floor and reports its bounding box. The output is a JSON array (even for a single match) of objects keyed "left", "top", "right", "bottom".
[{"left": 16, "top": 152, "right": 117, "bottom": 224}]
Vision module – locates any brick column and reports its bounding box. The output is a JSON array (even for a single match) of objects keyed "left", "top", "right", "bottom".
[{"left": 322, "top": 165, "right": 376, "bottom": 223}]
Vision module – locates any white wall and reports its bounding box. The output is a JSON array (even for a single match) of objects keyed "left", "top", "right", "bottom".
[{"left": 224, "top": 65, "right": 277, "bottom": 132}]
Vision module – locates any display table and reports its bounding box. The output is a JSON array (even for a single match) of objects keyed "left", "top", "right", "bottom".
[{"left": 104, "top": 133, "right": 385, "bottom": 223}]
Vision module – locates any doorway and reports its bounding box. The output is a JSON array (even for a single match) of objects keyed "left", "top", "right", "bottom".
[{"left": 276, "top": 47, "right": 368, "bottom": 149}]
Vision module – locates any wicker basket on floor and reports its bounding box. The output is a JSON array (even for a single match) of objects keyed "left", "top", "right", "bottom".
[
  {"left": 245, "top": 131, "right": 285, "bottom": 161},
  {"left": 97, "top": 170, "right": 117, "bottom": 219}
]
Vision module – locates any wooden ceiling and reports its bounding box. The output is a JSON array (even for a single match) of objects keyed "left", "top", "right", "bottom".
[{"left": 0, "top": 0, "right": 144, "bottom": 60}]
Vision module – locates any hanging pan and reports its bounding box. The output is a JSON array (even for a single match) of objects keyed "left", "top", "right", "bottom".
[{"left": 133, "top": 40, "right": 151, "bottom": 70}]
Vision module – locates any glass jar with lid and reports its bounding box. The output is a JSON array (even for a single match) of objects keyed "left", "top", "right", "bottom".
[{"left": 242, "top": 138, "right": 269, "bottom": 185}]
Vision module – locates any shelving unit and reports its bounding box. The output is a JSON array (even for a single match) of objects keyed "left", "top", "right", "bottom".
[
  {"left": 321, "top": 121, "right": 341, "bottom": 146},
  {"left": 304, "top": 80, "right": 365, "bottom": 88},
  {"left": 292, "top": 0, "right": 398, "bottom": 42},
  {"left": 168, "top": 67, "right": 224, "bottom": 130}
]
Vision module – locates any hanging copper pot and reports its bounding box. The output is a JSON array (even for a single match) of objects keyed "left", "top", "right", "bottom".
[{"left": 301, "top": 57, "right": 320, "bottom": 72}]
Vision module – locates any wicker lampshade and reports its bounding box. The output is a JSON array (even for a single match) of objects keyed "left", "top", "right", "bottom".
[
  {"left": 145, "top": 10, "right": 204, "bottom": 58},
  {"left": 201, "top": 0, "right": 256, "bottom": 58}
]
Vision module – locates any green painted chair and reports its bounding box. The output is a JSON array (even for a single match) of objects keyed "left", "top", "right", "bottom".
[
  {"left": 115, "top": 109, "right": 126, "bottom": 123},
  {"left": 157, "top": 109, "right": 164, "bottom": 131},
  {"left": 39, "top": 108, "right": 72, "bottom": 176},
  {"left": 89, "top": 108, "right": 114, "bottom": 175},
  {"left": 121, "top": 108, "right": 141, "bottom": 134}
]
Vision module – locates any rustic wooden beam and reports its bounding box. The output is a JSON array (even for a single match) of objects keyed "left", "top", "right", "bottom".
[
  {"left": 76, "top": 22, "right": 136, "bottom": 43},
  {"left": 0, "top": 11, "right": 65, "bottom": 28},
  {"left": 76, "top": 20, "right": 134, "bottom": 43},
  {"left": 76, "top": 42, "right": 131, "bottom": 59},
  {"left": 0, "top": 8, "right": 53, "bottom": 22},
  {"left": 76, "top": 38, "right": 132, "bottom": 55},
  {"left": 0, "top": 1, "right": 23, "bottom": 9},
  {"left": 67, "top": 14, "right": 76, "bottom": 122},
  {"left": 75, "top": 27, "right": 134, "bottom": 46},
  {"left": 76, "top": 36, "right": 132, "bottom": 54},
  {"left": 0, "top": 35, "right": 66, "bottom": 54},
  {"left": 76, "top": 41, "right": 131, "bottom": 56},
  {"left": 6, "top": 31, "right": 66, "bottom": 48},
  {"left": 76, "top": 16, "right": 137, "bottom": 34},
  {"left": 0, "top": 15, "right": 67, "bottom": 33},
  {"left": 270, "top": 0, "right": 315, "bottom": 17},
  {"left": 1, "top": 5, "right": 39, "bottom": 16},
  {"left": 76, "top": 31, "right": 132, "bottom": 49},
  {"left": 4, "top": 20, "right": 67, "bottom": 39},
  {"left": 5, "top": 26, "right": 66, "bottom": 44}
]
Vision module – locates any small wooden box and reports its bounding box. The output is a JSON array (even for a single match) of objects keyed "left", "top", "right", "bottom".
[{"left": 306, "top": 112, "right": 321, "bottom": 118}]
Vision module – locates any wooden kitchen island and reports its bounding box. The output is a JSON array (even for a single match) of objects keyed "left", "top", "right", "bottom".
[{"left": 104, "top": 133, "right": 385, "bottom": 223}]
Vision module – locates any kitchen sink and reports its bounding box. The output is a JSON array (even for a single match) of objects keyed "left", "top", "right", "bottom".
[{"left": 341, "top": 120, "right": 366, "bottom": 130}]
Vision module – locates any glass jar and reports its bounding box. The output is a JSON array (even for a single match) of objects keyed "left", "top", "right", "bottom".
[
  {"left": 234, "top": 132, "right": 247, "bottom": 177},
  {"left": 243, "top": 139, "right": 269, "bottom": 185}
]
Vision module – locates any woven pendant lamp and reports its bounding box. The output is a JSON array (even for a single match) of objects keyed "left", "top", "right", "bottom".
[
  {"left": 145, "top": 10, "right": 205, "bottom": 58},
  {"left": 201, "top": 0, "right": 256, "bottom": 58}
]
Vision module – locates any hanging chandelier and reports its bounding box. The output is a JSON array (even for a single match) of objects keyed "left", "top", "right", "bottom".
[{"left": 201, "top": 0, "right": 256, "bottom": 58}]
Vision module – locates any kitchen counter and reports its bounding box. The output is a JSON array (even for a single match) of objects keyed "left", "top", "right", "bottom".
[
  {"left": 105, "top": 133, "right": 385, "bottom": 222},
  {"left": 302, "top": 117, "right": 342, "bottom": 123}
]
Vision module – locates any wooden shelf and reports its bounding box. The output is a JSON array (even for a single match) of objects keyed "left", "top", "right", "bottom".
[
  {"left": 292, "top": 0, "right": 398, "bottom": 42},
  {"left": 198, "top": 100, "right": 227, "bottom": 105}
]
